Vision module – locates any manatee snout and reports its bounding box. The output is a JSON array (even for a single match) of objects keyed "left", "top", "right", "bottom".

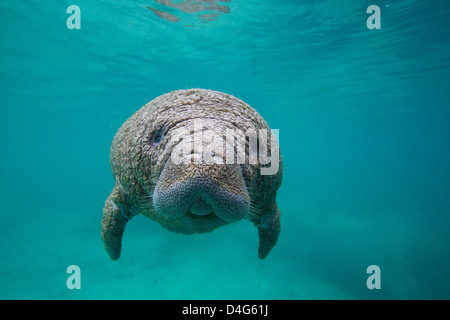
[{"left": 153, "top": 162, "right": 250, "bottom": 222}]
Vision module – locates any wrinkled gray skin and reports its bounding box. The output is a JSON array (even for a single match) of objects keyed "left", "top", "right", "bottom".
[{"left": 102, "top": 89, "right": 282, "bottom": 260}]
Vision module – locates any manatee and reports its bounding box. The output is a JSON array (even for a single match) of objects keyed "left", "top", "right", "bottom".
[{"left": 101, "top": 89, "right": 282, "bottom": 260}]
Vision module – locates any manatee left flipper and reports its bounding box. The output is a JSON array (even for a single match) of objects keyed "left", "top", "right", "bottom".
[
  {"left": 101, "top": 186, "right": 132, "bottom": 260},
  {"left": 256, "top": 204, "right": 281, "bottom": 259}
]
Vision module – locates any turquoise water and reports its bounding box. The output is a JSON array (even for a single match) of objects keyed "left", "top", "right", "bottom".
[{"left": 1, "top": 0, "right": 450, "bottom": 300}]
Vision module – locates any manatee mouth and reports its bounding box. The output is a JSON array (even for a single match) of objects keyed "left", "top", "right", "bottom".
[
  {"left": 184, "top": 199, "right": 221, "bottom": 223},
  {"left": 190, "top": 197, "right": 214, "bottom": 216},
  {"left": 185, "top": 210, "right": 219, "bottom": 222},
  {"left": 180, "top": 210, "right": 229, "bottom": 231},
  {"left": 153, "top": 178, "right": 249, "bottom": 221},
  {"left": 187, "top": 210, "right": 215, "bottom": 218},
  {"left": 152, "top": 163, "right": 250, "bottom": 223}
]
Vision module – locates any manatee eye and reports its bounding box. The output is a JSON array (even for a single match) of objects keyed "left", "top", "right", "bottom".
[
  {"left": 151, "top": 129, "right": 163, "bottom": 146},
  {"left": 154, "top": 133, "right": 162, "bottom": 143}
]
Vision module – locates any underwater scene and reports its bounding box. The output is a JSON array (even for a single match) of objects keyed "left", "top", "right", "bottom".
[{"left": 1, "top": 0, "right": 450, "bottom": 300}]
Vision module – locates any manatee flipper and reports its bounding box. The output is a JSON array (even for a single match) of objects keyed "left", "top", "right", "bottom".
[
  {"left": 101, "top": 186, "right": 131, "bottom": 260},
  {"left": 257, "top": 204, "right": 281, "bottom": 259}
]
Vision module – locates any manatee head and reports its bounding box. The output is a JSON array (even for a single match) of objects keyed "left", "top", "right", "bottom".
[{"left": 102, "top": 89, "right": 282, "bottom": 260}]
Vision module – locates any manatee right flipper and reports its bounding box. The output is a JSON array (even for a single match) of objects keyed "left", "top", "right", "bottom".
[
  {"left": 256, "top": 204, "right": 281, "bottom": 260},
  {"left": 101, "top": 186, "right": 132, "bottom": 260}
]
